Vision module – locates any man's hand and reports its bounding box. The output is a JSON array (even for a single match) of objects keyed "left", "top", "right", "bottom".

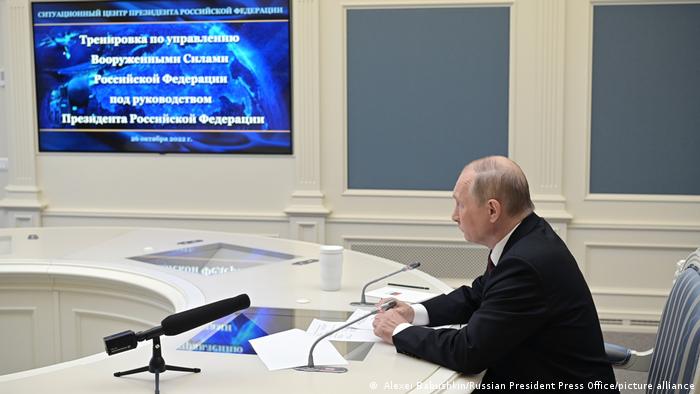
[
  {"left": 373, "top": 309, "right": 409, "bottom": 344},
  {"left": 377, "top": 298, "right": 415, "bottom": 323}
]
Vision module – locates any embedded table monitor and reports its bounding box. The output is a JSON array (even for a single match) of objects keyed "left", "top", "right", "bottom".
[
  {"left": 130, "top": 243, "right": 298, "bottom": 276},
  {"left": 179, "top": 307, "right": 374, "bottom": 361}
]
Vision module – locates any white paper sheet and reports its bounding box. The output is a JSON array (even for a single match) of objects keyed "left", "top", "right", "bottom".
[
  {"left": 306, "top": 318, "right": 381, "bottom": 342},
  {"left": 249, "top": 328, "right": 348, "bottom": 371},
  {"left": 365, "top": 286, "right": 439, "bottom": 303},
  {"left": 345, "top": 309, "right": 375, "bottom": 330}
]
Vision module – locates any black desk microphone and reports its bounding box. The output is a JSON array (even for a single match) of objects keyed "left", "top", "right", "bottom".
[
  {"left": 351, "top": 262, "right": 421, "bottom": 306},
  {"left": 103, "top": 294, "right": 250, "bottom": 394}
]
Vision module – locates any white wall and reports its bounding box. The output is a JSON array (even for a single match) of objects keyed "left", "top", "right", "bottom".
[
  {"left": 0, "top": 0, "right": 698, "bottom": 329},
  {"left": 38, "top": 155, "right": 296, "bottom": 229}
]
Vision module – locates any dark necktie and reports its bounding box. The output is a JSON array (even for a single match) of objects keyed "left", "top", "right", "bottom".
[{"left": 486, "top": 253, "right": 496, "bottom": 274}]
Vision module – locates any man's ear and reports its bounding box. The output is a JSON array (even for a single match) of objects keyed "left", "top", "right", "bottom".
[{"left": 487, "top": 199, "right": 501, "bottom": 223}]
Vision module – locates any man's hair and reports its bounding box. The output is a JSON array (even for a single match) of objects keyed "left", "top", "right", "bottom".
[{"left": 466, "top": 156, "right": 535, "bottom": 216}]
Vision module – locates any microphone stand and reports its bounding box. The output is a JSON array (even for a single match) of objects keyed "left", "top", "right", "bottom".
[
  {"left": 350, "top": 262, "right": 421, "bottom": 307},
  {"left": 113, "top": 327, "right": 200, "bottom": 394},
  {"left": 105, "top": 294, "right": 249, "bottom": 394},
  {"left": 295, "top": 300, "right": 397, "bottom": 373}
]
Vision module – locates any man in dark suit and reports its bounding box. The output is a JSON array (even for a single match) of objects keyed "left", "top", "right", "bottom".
[{"left": 373, "top": 156, "right": 618, "bottom": 392}]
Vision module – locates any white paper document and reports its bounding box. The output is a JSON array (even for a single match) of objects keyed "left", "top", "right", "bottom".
[
  {"left": 306, "top": 316, "right": 382, "bottom": 342},
  {"left": 365, "top": 286, "right": 439, "bottom": 303},
  {"left": 345, "top": 309, "right": 375, "bottom": 330},
  {"left": 249, "top": 328, "right": 348, "bottom": 371}
]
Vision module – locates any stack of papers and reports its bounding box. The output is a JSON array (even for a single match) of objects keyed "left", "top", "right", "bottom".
[
  {"left": 249, "top": 329, "right": 347, "bottom": 371},
  {"left": 306, "top": 309, "right": 381, "bottom": 342},
  {"left": 250, "top": 308, "right": 385, "bottom": 371},
  {"left": 251, "top": 300, "right": 451, "bottom": 371}
]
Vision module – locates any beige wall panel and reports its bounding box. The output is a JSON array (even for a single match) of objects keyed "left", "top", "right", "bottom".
[
  {"left": 0, "top": 285, "right": 58, "bottom": 374},
  {"left": 0, "top": 309, "right": 37, "bottom": 374},
  {"left": 585, "top": 244, "right": 694, "bottom": 290}
]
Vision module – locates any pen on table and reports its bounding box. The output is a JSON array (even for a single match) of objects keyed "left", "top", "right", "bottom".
[{"left": 387, "top": 282, "right": 430, "bottom": 290}]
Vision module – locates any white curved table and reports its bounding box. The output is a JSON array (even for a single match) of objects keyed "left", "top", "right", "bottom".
[{"left": 0, "top": 227, "right": 481, "bottom": 393}]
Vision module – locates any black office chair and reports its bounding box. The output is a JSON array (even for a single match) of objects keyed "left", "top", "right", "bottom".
[{"left": 605, "top": 248, "right": 700, "bottom": 393}]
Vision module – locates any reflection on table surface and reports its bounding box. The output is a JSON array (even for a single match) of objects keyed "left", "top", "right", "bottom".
[
  {"left": 178, "top": 307, "right": 374, "bottom": 361},
  {"left": 130, "top": 243, "right": 298, "bottom": 276}
]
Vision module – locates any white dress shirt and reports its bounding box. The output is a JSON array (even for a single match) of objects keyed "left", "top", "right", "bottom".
[{"left": 391, "top": 222, "right": 521, "bottom": 336}]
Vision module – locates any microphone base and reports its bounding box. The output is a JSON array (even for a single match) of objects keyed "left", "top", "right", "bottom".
[
  {"left": 112, "top": 337, "right": 200, "bottom": 394},
  {"left": 349, "top": 301, "right": 375, "bottom": 307},
  {"left": 294, "top": 365, "right": 348, "bottom": 373}
]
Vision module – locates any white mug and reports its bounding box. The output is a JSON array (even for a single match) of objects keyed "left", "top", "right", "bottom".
[{"left": 319, "top": 245, "right": 343, "bottom": 291}]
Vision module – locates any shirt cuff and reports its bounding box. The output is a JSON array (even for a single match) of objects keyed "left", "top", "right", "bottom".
[
  {"left": 391, "top": 304, "right": 430, "bottom": 337},
  {"left": 392, "top": 322, "right": 413, "bottom": 336},
  {"left": 412, "top": 304, "right": 430, "bottom": 326}
]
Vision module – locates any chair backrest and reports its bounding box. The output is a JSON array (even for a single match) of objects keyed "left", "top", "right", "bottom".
[{"left": 646, "top": 249, "right": 700, "bottom": 394}]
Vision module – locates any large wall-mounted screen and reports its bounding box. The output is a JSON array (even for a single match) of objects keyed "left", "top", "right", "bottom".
[{"left": 31, "top": 0, "right": 292, "bottom": 154}]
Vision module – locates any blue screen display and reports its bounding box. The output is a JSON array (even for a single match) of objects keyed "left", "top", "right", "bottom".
[
  {"left": 32, "top": 0, "right": 292, "bottom": 153},
  {"left": 179, "top": 311, "right": 270, "bottom": 354}
]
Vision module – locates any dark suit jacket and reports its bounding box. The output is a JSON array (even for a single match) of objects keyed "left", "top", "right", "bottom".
[{"left": 393, "top": 213, "right": 618, "bottom": 391}]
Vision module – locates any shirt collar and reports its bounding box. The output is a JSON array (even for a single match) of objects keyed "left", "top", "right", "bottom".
[{"left": 489, "top": 222, "right": 521, "bottom": 266}]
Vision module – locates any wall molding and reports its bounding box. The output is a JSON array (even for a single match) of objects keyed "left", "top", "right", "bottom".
[
  {"left": 285, "top": 0, "right": 330, "bottom": 243},
  {"left": 570, "top": 221, "right": 700, "bottom": 232},
  {"left": 507, "top": 0, "right": 568, "bottom": 217},
  {"left": 342, "top": 189, "right": 452, "bottom": 198},
  {"left": 42, "top": 208, "right": 288, "bottom": 222},
  {"left": 581, "top": 0, "right": 594, "bottom": 202},
  {"left": 42, "top": 208, "right": 573, "bottom": 229},
  {"left": 0, "top": 283, "right": 54, "bottom": 292},
  {"left": 343, "top": 235, "right": 470, "bottom": 245},
  {"left": 591, "top": 0, "right": 700, "bottom": 5},
  {"left": 585, "top": 242, "right": 699, "bottom": 251},
  {"left": 590, "top": 287, "right": 671, "bottom": 297},
  {"left": 286, "top": 0, "right": 329, "bottom": 221},
  {"left": 329, "top": 215, "right": 454, "bottom": 226},
  {"left": 329, "top": 212, "right": 571, "bottom": 241},
  {"left": 0, "top": 306, "right": 37, "bottom": 314},
  {"left": 585, "top": 193, "right": 700, "bottom": 203},
  {"left": 56, "top": 288, "right": 172, "bottom": 314},
  {"left": 533, "top": 0, "right": 565, "bottom": 195}
]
